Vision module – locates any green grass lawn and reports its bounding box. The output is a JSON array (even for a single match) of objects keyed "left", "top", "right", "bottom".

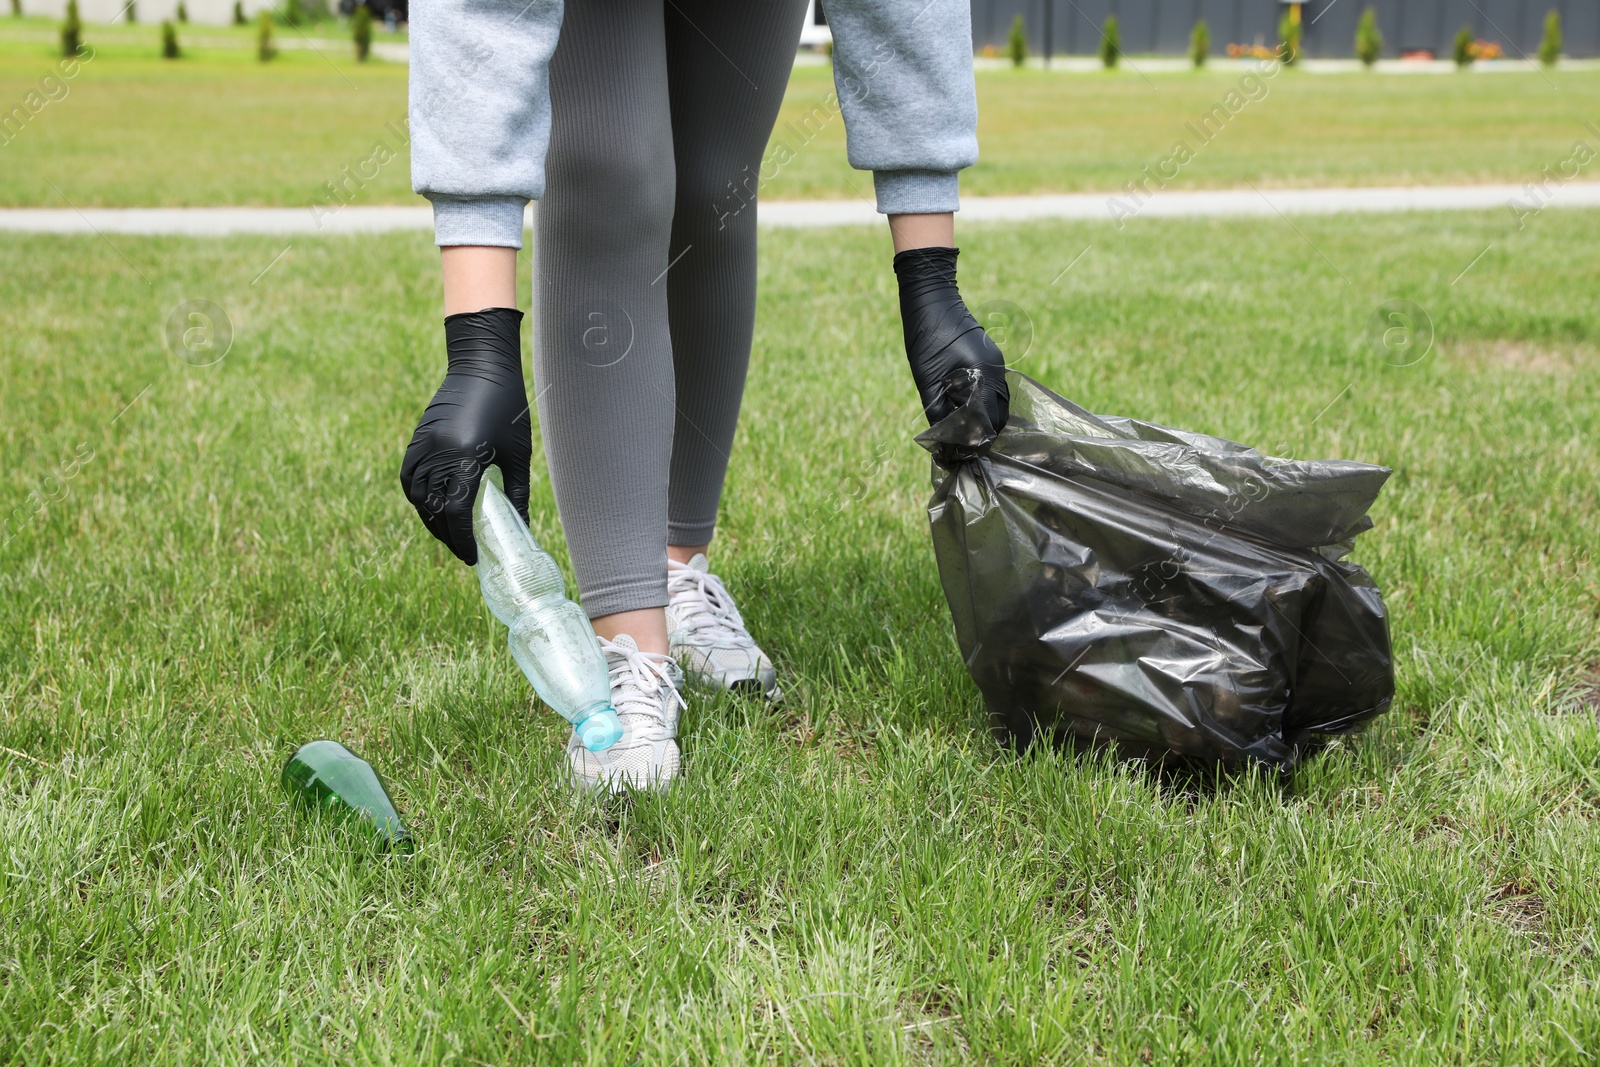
[
  {"left": 2, "top": 204, "right": 1598, "bottom": 1063},
  {"left": 0, "top": 17, "right": 412, "bottom": 208},
  {"left": 3, "top": 19, "right": 1599, "bottom": 207}
]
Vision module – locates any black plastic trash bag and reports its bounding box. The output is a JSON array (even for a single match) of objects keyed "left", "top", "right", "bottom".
[{"left": 920, "top": 373, "right": 1394, "bottom": 770}]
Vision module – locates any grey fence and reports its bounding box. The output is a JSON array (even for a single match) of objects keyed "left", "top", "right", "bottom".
[{"left": 971, "top": 0, "right": 1600, "bottom": 58}]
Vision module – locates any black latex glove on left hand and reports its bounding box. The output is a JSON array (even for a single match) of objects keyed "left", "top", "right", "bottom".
[
  {"left": 400, "top": 306, "right": 532, "bottom": 565},
  {"left": 894, "top": 246, "right": 1009, "bottom": 464}
]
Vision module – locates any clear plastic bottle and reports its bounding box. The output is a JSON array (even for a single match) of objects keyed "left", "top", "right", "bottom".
[{"left": 472, "top": 467, "right": 623, "bottom": 751}]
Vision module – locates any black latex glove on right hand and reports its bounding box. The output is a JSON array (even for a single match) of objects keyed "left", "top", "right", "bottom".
[
  {"left": 893, "top": 246, "right": 1010, "bottom": 465},
  {"left": 400, "top": 306, "right": 532, "bottom": 566}
]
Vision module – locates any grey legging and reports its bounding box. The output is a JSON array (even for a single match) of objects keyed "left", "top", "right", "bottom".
[{"left": 534, "top": 0, "right": 809, "bottom": 619}]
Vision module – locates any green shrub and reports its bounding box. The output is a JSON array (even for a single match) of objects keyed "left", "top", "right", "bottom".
[
  {"left": 257, "top": 10, "right": 275, "bottom": 60},
  {"left": 60, "top": 0, "right": 81, "bottom": 57},
  {"left": 1538, "top": 9, "right": 1561, "bottom": 67},
  {"left": 125, "top": 0, "right": 135, "bottom": 22},
  {"left": 11, "top": 0, "right": 22, "bottom": 19},
  {"left": 1278, "top": 10, "right": 1300, "bottom": 64},
  {"left": 161, "top": 19, "right": 178, "bottom": 57},
  {"left": 1355, "top": 7, "right": 1382, "bottom": 66},
  {"left": 1099, "top": 14, "right": 1120, "bottom": 68},
  {"left": 175, "top": 1, "right": 186, "bottom": 20},
  {"left": 280, "top": 0, "right": 301, "bottom": 26},
  {"left": 1452, "top": 24, "right": 1473, "bottom": 66},
  {"left": 1006, "top": 14, "right": 1027, "bottom": 67},
  {"left": 351, "top": 3, "right": 372, "bottom": 61},
  {"left": 820, "top": 38, "right": 832, "bottom": 62},
  {"left": 233, "top": 1, "right": 245, "bottom": 25},
  {"left": 1189, "top": 18, "right": 1209, "bottom": 68}
]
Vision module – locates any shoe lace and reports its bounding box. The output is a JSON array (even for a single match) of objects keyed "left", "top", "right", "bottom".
[
  {"left": 667, "top": 561, "right": 754, "bottom": 647},
  {"left": 598, "top": 637, "right": 685, "bottom": 741}
]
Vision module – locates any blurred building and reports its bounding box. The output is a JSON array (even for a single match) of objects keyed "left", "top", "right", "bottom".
[
  {"left": 800, "top": 0, "right": 832, "bottom": 47},
  {"left": 971, "top": 0, "right": 1598, "bottom": 58},
  {"left": 14, "top": 0, "right": 1594, "bottom": 57}
]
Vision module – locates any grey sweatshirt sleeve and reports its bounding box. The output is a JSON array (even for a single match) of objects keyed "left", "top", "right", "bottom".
[
  {"left": 823, "top": 0, "right": 980, "bottom": 215},
  {"left": 408, "top": 0, "right": 564, "bottom": 248}
]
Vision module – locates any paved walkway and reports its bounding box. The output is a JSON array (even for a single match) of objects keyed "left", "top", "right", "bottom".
[{"left": 2, "top": 183, "right": 1597, "bottom": 236}]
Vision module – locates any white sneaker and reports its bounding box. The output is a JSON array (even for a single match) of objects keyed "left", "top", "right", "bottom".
[
  {"left": 566, "top": 634, "right": 686, "bottom": 793},
  {"left": 666, "top": 554, "right": 780, "bottom": 701}
]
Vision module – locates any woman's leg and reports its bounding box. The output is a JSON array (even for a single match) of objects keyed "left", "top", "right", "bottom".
[
  {"left": 661, "top": 0, "right": 811, "bottom": 555},
  {"left": 536, "top": 0, "right": 677, "bottom": 651}
]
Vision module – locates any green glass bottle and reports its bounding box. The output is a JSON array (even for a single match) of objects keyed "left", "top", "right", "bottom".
[{"left": 282, "top": 740, "right": 413, "bottom": 852}]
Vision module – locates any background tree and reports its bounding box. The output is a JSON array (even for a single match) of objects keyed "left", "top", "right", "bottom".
[
  {"left": 1099, "top": 14, "right": 1120, "bottom": 69},
  {"left": 1355, "top": 7, "right": 1383, "bottom": 67},
  {"left": 1189, "top": 18, "right": 1209, "bottom": 68},
  {"left": 1006, "top": 14, "right": 1027, "bottom": 68},
  {"left": 1538, "top": 9, "right": 1561, "bottom": 67},
  {"left": 60, "top": 0, "right": 81, "bottom": 57},
  {"left": 1453, "top": 24, "right": 1474, "bottom": 67},
  {"left": 1278, "top": 10, "right": 1301, "bottom": 64},
  {"left": 161, "top": 19, "right": 179, "bottom": 58},
  {"left": 352, "top": 3, "right": 372, "bottom": 62},
  {"left": 257, "top": 10, "right": 275, "bottom": 60}
]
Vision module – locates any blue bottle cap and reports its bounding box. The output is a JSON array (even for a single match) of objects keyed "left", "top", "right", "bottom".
[{"left": 575, "top": 707, "right": 624, "bottom": 752}]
